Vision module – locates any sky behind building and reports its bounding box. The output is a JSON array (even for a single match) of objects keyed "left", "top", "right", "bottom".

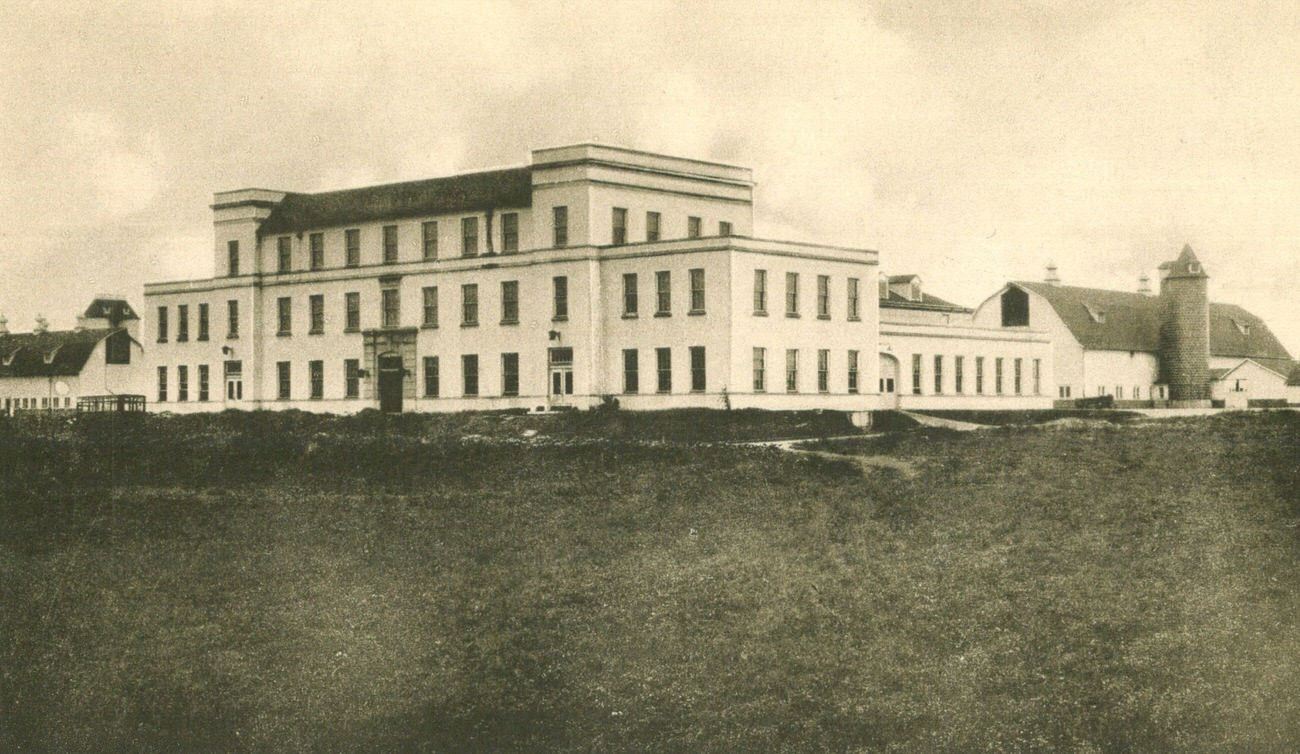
[{"left": 3, "top": 1, "right": 1298, "bottom": 354}]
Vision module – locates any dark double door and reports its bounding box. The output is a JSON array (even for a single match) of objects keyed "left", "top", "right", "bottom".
[{"left": 378, "top": 355, "right": 404, "bottom": 413}]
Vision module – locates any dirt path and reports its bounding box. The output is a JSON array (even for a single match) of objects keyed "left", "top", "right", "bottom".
[{"left": 899, "top": 411, "right": 989, "bottom": 431}]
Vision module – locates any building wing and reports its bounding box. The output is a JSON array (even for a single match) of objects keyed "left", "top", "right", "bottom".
[{"left": 0, "top": 328, "right": 115, "bottom": 378}]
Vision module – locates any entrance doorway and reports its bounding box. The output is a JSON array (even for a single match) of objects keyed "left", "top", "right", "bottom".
[
  {"left": 879, "top": 352, "right": 900, "bottom": 409},
  {"left": 224, "top": 360, "right": 243, "bottom": 402},
  {"left": 549, "top": 347, "right": 574, "bottom": 404},
  {"left": 378, "top": 354, "right": 404, "bottom": 413}
]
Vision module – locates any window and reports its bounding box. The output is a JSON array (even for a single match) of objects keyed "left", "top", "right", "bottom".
[
  {"left": 462, "top": 354, "right": 479, "bottom": 397},
  {"left": 848, "top": 350, "right": 859, "bottom": 393},
  {"left": 277, "top": 297, "right": 292, "bottom": 335},
  {"left": 995, "top": 357, "right": 1005, "bottom": 395},
  {"left": 1097, "top": 385, "right": 1106, "bottom": 396},
  {"left": 623, "top": 349, "right": 639, "bottom": 393},
  {"left": 461, "top": 284, "right": 478, "bottom": 327},
  {"left": 955, "top": 356, "right": 964, "bottom": 393},
  {"left": 1133, "top": 385, "right": 1140, "bottom": 400},
  {"left": 976, "top": 357, "right": 985, "bottom": 394},
  {"left": 177, "top": 304, "right": 189, "bottom": 342},
  {"left": 1059, "top": 385, "right": 1071, "bottom": 399},
  {"left": 227, "top": 300, "right": 239, "bottom": 338},
  {"left": 934, "top": 355, "right": 944, "bottom": 394},
  {"left": 656, "top": 271, "right": 671, "bottom": 315},
  {"left": 277, "top": 361, "right": 290, "bottom": 399},
  {"left": 501, "top": 353, "right": 519, "bottom": 396},
  {"left": 310, "top": 232, "right": 324, "bottom": 270},
  {"left": 228, "top": 240, "right": 239, "bottom": 276},
  {"left": 309, "top": 360, "right": 323, "bottom": 399},
  {"left": 622, "top": 273, "right": 638, "bottom": 317},
  {"left": 817, "top": 275, "right": 830, "bottom": 319},
  {"left": 754, "top": 269, "right": 767, "bottom": 314},
  {"left": 1115, "top": 385, "right": 1123, "bottom": 399},
  {"left": 1035, "top": 360, "right": 1043, "bottom": 395},
  {"left": 383, "top": 225, "right": 398, "bottom": 264},
  {"left": 786, "top": 349, "right": 799, "bottom": 393},
  {"left": 501, "top": 213, "right": 518, "bottom": 253},
  {"left": 198, "top": 364, "right": 210, "bottom": 402},
  {"left": 423, "top": 356, "right": 439, "bottom": 398},
  {"left": 105, "top": 332, "right": 131, "bottom": 364},
  {"left": 500, "top": 281, "right": 518, "bottom": 324},
  {"left": 345, "top": 292, "right": 361, "bottom": 332},
  {"left": 912, "top": 354, "right": 922, "bottom": 395},
  {"left": 156, "top": 306, "right": 168, "bottom": 342},
  {"left": 345, "top": 228, "right": 360, "bottom": 267},
  {"left": 646, "top": 211, "right": 661, "bottom": 242},
  {"left": 553, "top": 276, "right": 568, "bottom": 320},
  {"left": 423, "top": 286, "right": 439, "bottom": 328},
  {"left": 422, "top": 221, "right": 438, "bottom": 260},
  {"left": 277, "top": 236, "right": 292, "bottom": 272},
  {"left": 817, "top": 349, "right": 829, "bottom": 393},
  {"left": 1001, "top": 287, "right": 1029, "bottom": 327},
  {"left": 382, "top": 287, "right": 401, "bottom": 328},
  {"left": 612, "top": 207, "right": 627, "bottom": 245},
  {"left": 687, "top": 216, "right": 701, "bottom": 238},
  {"left": 847, "top": 278, "right": 860, "bottom": 321},
  {"left": 157, "top": 366, "right": 167, "bottom": 402},
  {"left": 177, "top": 365, "right": 189, "bottom": 402},
  {"left": 753, "top": 347, "right": 766, "bottom": 392},
  {"left": 786, "top": 272, "right": 799, "bottom": 317},
  {"left": 689, "top": 268, "right": 705, "bottom": 313},
  {"left": 198, "top": 303, "right": 209, "bottom": 341},
  {"left": 1014, "top": 358, "right": 1023, "bottom": 395},
  {"left": 553, "top": 206, "right": 568, "bottom": 247},
  {"left": 719, "top": 220, "right": 732, "bottom": 236},
  {"left": 345, "top": 359, "right": 360, "bottom": 398},
  {"left": 309, "top": 295, "right": 324, "bottom": 334},
  {"left": 656, "top": 348, "right": 672, "bottom": 393},
  {"left": 690, "top": 346, "right": 706, "bottom": 393},
  {"left": 461, "top": 217, "right": 478, "bottom": 257}
]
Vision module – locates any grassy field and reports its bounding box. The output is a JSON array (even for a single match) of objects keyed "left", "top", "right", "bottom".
[{"left": 2, "top": 410, "right": 1298, "bottom": 752}]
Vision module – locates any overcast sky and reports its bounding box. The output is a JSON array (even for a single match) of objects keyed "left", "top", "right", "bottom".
[{"left": 3, "top": 1, "right": 1298, "bottom": 353}]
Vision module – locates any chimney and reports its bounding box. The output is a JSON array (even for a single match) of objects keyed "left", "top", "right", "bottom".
[
  {"left": 1045, "top": 263, "right": 1061, "bottom": 286},
  {"left": 1137, "top": 273, "right": 1152, "bottom": 295},
  {"left": 34, "top": 315, "right": 49, "bottom": 334}
]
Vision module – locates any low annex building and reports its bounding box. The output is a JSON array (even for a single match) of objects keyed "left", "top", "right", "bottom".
[
  {"left": 145, "top": 144, "right": 880, "bottom": 413},
  {"left": 0, "top": 297, "right": 144, "bottom": 415}
]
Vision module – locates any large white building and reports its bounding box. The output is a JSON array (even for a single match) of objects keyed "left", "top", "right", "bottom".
[{"left": 146, "top": 145, "right": 880, "bottom": 413}]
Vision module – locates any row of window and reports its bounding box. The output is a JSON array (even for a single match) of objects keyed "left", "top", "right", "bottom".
[
  {"left": 609, "top": 208, "right": 731, "bottom": 246},
  {"left": 749, "top": 348, "right": 862, "bottom": 394},
  {"left": 156, "top": 364, "right": 216, "bottom": 402},
  {"left": 157, "top": 301, "right": 240, "bottom": 342},
  {"left": 2, "top": 396, "right": 75, "bottom": 414},
  {"left": 909, "top": 355, "right": 1042, "bottom": 396},
  {"left": 1059, "top": 385, "right": 1167, "bottom": 400},
  {"left": 752, "top": 271, "right": 862, "bottom": 320}
]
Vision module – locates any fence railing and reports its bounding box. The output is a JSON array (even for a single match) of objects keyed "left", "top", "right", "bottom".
[{"left": 77, "top": 394, "right": 147, "bottom": 413}]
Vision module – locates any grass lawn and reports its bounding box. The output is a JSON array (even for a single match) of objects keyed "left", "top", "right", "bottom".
[{"left": 2, "top": 411, "right": 1298, "bottom": 752}]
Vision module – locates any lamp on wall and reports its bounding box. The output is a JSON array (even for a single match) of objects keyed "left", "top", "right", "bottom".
[
  {"left": 221, "top": 346, "right": 233, "bottom": 356},
  {"left": 548, "top": 330, "right": 561, "bottom": 341}
]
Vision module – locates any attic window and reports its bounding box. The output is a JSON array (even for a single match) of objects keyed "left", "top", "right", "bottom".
[
  {"left": 2, "top": 349, "right": 16, "bottom": 366},
  {"left": 1188, "top": 262, "right": 1201, "bottom": 273},
  {"left": 910, "top": 282, "right": 921, "bottom": 301},
  {"left": 1232, "top": 318, "right": 1251, "bottom": 335},
  {"left": 1084, "top": 303, "right": 1106, "bottom": 324},
  {"left": 43, "top": 345, "right": 62, "bottom": 365}
]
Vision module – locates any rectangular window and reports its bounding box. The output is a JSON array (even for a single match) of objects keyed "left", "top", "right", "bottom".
[
  {"left": 422, "top": 221, "right": 438, "bottom": 260},
  {"left": 623, "top": 349, "right": 639, "bottom": 393},
  {"left": 500, "top": 281, "right": 518, "bottom": 324},
  {"left": 719, "top": 220, "right": 733, "bottom": 236},
  {"left": 157, "top": 366, "right": 167, "bottom": 402},
  {"left": 345, "top": 359, "right": 360, "bottom": 398},
  {"left": 177, "top": 365, "right": 189, "bottom": 402},
  {"left": 689, "top": 268, "right": 705, "bottom": 313},
  {"left": 198, "top": 364, "right": 210, "bottom": 402},
  {"left": 786, "top": 272, "right": 799, "bottom": 317},
  {"left": 277, "top": 236, "right": 292, "bottom": 272},
  {"left": 309, "top": 295, "right": 324, "bottom": 334},
  {"left": 277, "top": 361, "right": 290, "bottom": 400},
  {"left": 612, "top": 207, "right": 627, "bottom": 245},
  {"left": 934, "top": 355, "right": 944, "bottom": 394},
  {"left": 177, "top": 304, "right": 189, "bottom": 342},
  {"left": 996, "top": 357, "right": 1005, "bottom": 395},
  {"left": 753, "top": 347, "right": 766, "bottom": 393},
  {"left": 345, "top": 228, "right": 360, "bottom": 267},
  {"left": 646, "top": 211, "right": 661, "bottom": 242},
  {"left": 345, "top": 292, "right": 360, "bottom": 332},
  {"left": 622, "top": 273, "right": 638, "bottom": 316},
  {"left": 976, "top": 356, "right": 985, "bottom": 394},
  {"left": 501, "top": 352, "right": 519, "bottom": 396},
  {"left": 422, "top": 286, "right": 439, "bottom": 327},
  {"left": 754, "top": 269, "right": 767, "bottom": 314},
  {"left": 786, "top": 349, "right": 799, "bottom": 393},
  {"left": 687, "top": 216, "right": 701, "bottom": 238},
  {"left": 423, "top": 356, "right": 439, "bottom": 398},
  {"left": 461, "top": 284, "right": 478, "bottom": 327},
  {"left": 198, "top": 303, "right": 209, "bottom": 341},
  {"left": 656, "top": 271, "right": 671, "bottom": 315},
  {"left": 848, "top": 350, "right": 859, "bottom": 393},
  {"left": 310, "top": 232, "right": 324, "bottom": 270},
  {"left": 912, "top": 354, "right": 922, "bottom": 395},
  {"left": 382, "top": 287, "right": 400, "bottom": 328},
  {"left": 656, "top": 347, "right": 672, "bottom": 393},
  {"left": 847, "top": 278, "right": 860, "bottom": 321},
  {"left": 690, "top": 346, "right": 706, "bottom": 393},
  {"left": 1116, "top": 385, "right": 1124, "bottom": 399},
  {"left": 1014, "top": 358, "right": 1023, "bottom": 395},
  {"left": 1035, "top": 360, "right": 1042, "bottom": 395},
  {"left": 383, "top": 225, "right": 398, "bottom": 264},
  {"left": 553, "top": 276, "right": 568, "bottom": 320},
  {"left": 156, "top": 306, "right": 168, "bottom": 342},
  {"left": 501, "top": 213, "right": 518, "bottom": 253},
  {"left": 277, "top": 297, "right": 291, "bottom": 335},
  {"left": 461, "top": 217, "right": 478, "bottom": 257},
  {"left": 817, "top": 349, "right": 830, "bottom": 393},
  {"left": 955, "top": 356, "right": 964, "bottom": 393},
  {"left": 553, "top": 206, "right": 568, "bottom": 247},
  {"left": 462, "top": 354, "right": 479, "bottom": 397},
  {"left": 817, "top": 275, "right": 830, "bottom": 319},
  {"left": 309, "top": 360, "right": 323, "bottom": 399},
  {"left": 227, "top": 300, "right": 239, "bottom": 338},
  {"left": 228, "top": 240, "right": 239, "bottom": 276}
]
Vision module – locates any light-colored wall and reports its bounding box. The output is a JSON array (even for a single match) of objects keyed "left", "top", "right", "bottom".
[
  {"left": 0, "top": 336, "right": 145, "bottom": 415},
  {"left": 881, "top": 321, "right": 1053, "bottom": 409},
  {"left": 1210, "top": 360, "right": 1288, "bottom": 402},
  {"left": 1081, "top": 350, "right": 1160, "bottom": 400},
  {"left": 972, "top": 286, "right": 1085, "bottom": 399}
]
